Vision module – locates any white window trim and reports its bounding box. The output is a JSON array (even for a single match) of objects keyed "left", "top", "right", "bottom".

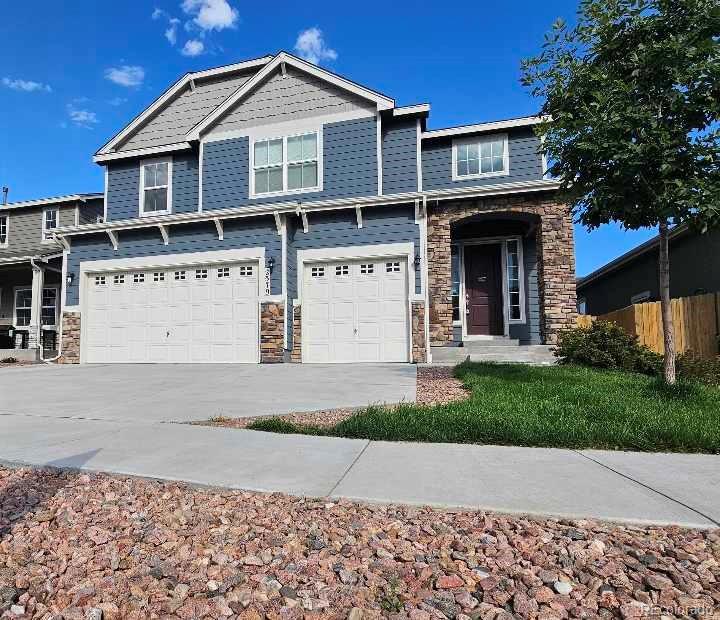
[
  {"left": 13, "top": 286, "right": 32, "bottom": 328},
  {"left": 40, "top": 286, "right": 60, "bottom": 329},
  {"left": 0, "top": 213, "right": 8, "bottom": 247},
  {"left": 249, "top": 127, "right": 323, "bottom": 199},
  {"left": 451, "top": 133, "right": 510, "bottom": 182},
  {"left": 454, "top": 236, "right": 526, "bottom": 341},
  {"left": 41, "top": 207, "right": 59, "bottom": 243},
  {"left": 139, "top": 156, "right": 173, "bottom": 217}
]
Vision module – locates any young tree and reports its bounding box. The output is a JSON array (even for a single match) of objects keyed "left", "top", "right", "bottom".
[{"left": 522, "top": 0, "right": 719, "bottom": 383}]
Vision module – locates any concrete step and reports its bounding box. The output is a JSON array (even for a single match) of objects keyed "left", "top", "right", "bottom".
[
  {"left": 461, "top": 338, "right": 520, "bottom": 348},
  {"left": 430, "top": 345, "right": 556, "bottom": 366}
]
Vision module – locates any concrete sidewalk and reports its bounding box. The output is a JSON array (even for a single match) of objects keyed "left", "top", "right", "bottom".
[{"left": 0, "top": 414, "right": 718, "bottom": 528}]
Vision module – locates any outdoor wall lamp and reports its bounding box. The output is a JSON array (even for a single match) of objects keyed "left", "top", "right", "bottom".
[
  {"left": 267, "top": 257, "right": 275, "bottom": 272},
  {"left": 66, "top": 272, "right": 75, "bottom": 286},
  {"left": 414, "top": 254, "right": 421, "bottom": 269}
]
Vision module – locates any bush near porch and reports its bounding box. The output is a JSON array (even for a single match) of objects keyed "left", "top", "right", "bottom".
[{"left": 249, "top": 362, "right": 720, "bottom": 454}]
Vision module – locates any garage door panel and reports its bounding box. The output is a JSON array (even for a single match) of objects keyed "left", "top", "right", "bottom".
[
  {"left": 85, "top": 260, "right": 259, "bottom": 364},
  {"left": 302, "top": 257, "right": 409, "bottom": 363}
]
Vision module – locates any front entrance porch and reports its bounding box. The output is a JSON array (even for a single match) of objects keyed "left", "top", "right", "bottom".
[
  {"left": 427, "top": 194, "right": 577, "bottom": 350},
  {"left": 0, "top": 260, "right": 62, "bottom": 361}
]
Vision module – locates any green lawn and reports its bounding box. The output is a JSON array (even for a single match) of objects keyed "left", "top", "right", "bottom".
[{"left": 249, "top": 362, "right": 720, "bottom": 453}]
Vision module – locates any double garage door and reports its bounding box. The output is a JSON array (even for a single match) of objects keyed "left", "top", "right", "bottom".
[
  {"left": 85, "top": 262, "right": 259, "bottom": 363},
  {"left": 302, "top": 258, "right": 410, "bottom": 363}
]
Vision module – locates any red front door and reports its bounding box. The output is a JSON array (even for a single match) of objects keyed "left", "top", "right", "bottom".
[{"left": 464, "top": 244, "right": 503, "bottom": 336}]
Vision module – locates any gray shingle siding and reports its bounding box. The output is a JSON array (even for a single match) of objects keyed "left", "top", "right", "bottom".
[
  {"left": 422, "top": 127, "right": 544, "bottom": 191},
  {"left": 106, "top": 153, "right": 199, "bottom": 221},
  {"left": 202, "top": 116, "right": 378, "bottom": 211},
  {"left": 382, "top": 119, "right": 418, "bottom": 194},
  {"left": 65, "top": 216, "right": 281, "bottom": 306},
  {"left": 286, "top": 205, "right": 420, "bottom": 347},
  {"left": 508, "top": 236, "right": 541, "bottom": 344}
]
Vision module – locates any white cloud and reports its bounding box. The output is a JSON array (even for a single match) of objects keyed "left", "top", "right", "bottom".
[
  {"left": 151, "top": 7, "right": 166, "bottom": 19},
  {"left": 181, "top": 39, "right": 205, "bottom": 56},
  {"left": 2, "top": 77, "right": 52, "bottom": 93},
  {"left": 108, "top": 96, "right": 128, "bottom": 106},
  {"left": 67, "top": 104, "right": 99, "bottom": 129},
  {"left": 104, "top": 65, "right": 145, "bottom": 88},
  {"left": 294, "top": 28, "right": 337, "bottom": 65},
  {"left": 165, "top": 18, "right": 181, "bottom": 45},
  {"left": 182, "top": 0, "right": 238, "bottom": 32}
]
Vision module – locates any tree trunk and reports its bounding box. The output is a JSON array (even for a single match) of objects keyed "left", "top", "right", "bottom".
[{"left": 658, "top": 219, "right": 676, "bottom": 384}]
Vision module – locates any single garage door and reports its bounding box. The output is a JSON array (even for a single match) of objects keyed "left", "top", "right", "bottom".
[
  {"left": 302, "top": 258, "right": 409, "bottom": 363},
  {"left": 85, "top": 262, "right": 259, "bottom": 363}
]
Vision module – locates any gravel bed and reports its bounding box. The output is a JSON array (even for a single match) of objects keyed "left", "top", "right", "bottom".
[
  {"left": 197, "top": 367, "right": 470, "bottom": 430},
  {"left": 0, "top": 467, "right": 718, "bottom": 619}
]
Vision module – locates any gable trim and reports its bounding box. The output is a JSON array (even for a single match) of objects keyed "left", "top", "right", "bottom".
[
  {"left": 94, "top": 141, "right": 192, "bottom": 163},
  {"left": 186, "top": 52, "right": 395, "bottom": 141},
  {"left": 95, "top": 55, "right": 273, "bottom": 156}
]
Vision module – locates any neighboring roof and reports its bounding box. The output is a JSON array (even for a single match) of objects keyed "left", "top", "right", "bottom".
[
  {"left": 95, "top": 55, "right": 274, "bottom": 156},
  {"left": 577, "top": 224, "right": 691, "bottom": 289},
  {"left": 422, "top": 115, "right": 543, "bottom": 139},
  {"left": 186, "top": 52, "right": 394, "bottom": 140},
  {"left": 1, "top": 192, "right": 103, "bottom": 212}
]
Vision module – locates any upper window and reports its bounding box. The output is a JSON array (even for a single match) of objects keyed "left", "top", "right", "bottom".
[
  {"left": 140, "top": 158, "right": 172, "bottom": 216},
  {"left": 252, "top": 132, "right": 319, "bottom": 197},
  {"left": 42, "top": 208, "right": 58, "bottom": 242},
  {"left": 453, "top": 134, "right": 508, "bottom": 181},
  {"left": 0, "top": 215, "right": 7, "bottom": 246}
]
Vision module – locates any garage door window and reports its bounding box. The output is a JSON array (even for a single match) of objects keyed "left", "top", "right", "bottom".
[
  {"left": 133, "top": 273, "right": 145, "bottom": 283},
  {"left": 153, "top": 272, "right": 165, "bottom": 282},
  {"left": 195, "top": 269, "right": 208, "bottom": 279},
  {"left": 335, "top": 265, "right": 349, "bottom": 276},
  {"left": 113, "top": 274, "right": 125, "bottom": 285},
  {"left": 174, "top": 271, "right": 186, "bottom": 281},
  {"left": 217, "top": 267, "right": 230, "bottom": 278},
  {"left": 386, "top": 262, "right": 401, "bottom": 273},
  {"left": 360, "top": 264, "right": 374, "bottom": 274}
]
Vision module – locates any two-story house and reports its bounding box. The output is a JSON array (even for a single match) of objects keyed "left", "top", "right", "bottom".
[
  {"left": 0, "top": 193, "right": 103, "bottom": 360},
  {"left": 52, "top": 51, "right": 576, "bottom": 365}
]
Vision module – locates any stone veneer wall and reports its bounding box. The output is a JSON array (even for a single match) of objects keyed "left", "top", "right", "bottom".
[
  {"left": 427, "top": 195, "right": 577, "bottom": 345},
  {"left": 411, "top": 301, "right": 427, "bottom": 363},
  {"left": 58, "top": 311, "right": 81, "bottom": 364},
  {"left": 260, "top": 302, "right": 285, "bottom": 363},
  {"left": 291, "top": 305, "right": 302, "bottom": 363}
]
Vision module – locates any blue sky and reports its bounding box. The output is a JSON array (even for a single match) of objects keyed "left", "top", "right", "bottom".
[{"left": 0, "top": 0, "right": 656, "bottom": 276}]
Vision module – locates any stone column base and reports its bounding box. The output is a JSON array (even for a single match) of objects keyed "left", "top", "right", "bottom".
[
  {"left": 59, "top": 311, "right": 81, "bottom": 364},
  {"left": 411, "top": 301, "right": 427, "bottom": 363},
  {"left": 291, "top": 305, "right": 302, "bottom": 363},
  {"left": 260, "top": 302, "right": 285, "bottom": 363}
]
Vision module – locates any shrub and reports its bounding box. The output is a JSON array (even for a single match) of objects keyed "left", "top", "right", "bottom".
[
  {"left": 677, "top": 352, "right": 720, "bottom": 386},
  {"left": 554, "top": 321, "right": 662, "bottom": 375}
]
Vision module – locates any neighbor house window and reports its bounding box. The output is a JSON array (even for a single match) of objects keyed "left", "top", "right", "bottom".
[
  {"left": 140, "top": 158, "right": 172, "bottom": 215},
  {"left": 453, "top": 134, "right": 508, "bottom": 180},
  {"left": 14, "top": 289, "right": 32, "bottom": 327},
  {"left": 506, "top": 239, "right": 522, "bottom": 321},
  {"left": 41, "top": 288, "right": 58, "bottom": 326},
  {"left": 0, "top": 215, "right": 7, "bottom": 246},
  {"left": 252, "top": 132, "right": 319, "bottom": 196},
  {"left": 42, "top": 208, "right": 58, "bottom": 241}
]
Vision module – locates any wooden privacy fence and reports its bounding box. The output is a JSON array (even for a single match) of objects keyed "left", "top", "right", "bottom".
[{"left": 577, "top": 292, "right": 720, "bottom": 359}]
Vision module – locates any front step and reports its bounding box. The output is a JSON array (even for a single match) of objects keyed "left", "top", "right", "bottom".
[
  {"left": 430, "top": 345, "right": 556, "bottom": 365},
  {"left": 461, "top": 338, "right": 520, "bottom": 348}
]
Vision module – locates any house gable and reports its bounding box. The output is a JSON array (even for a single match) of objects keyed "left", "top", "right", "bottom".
[{"left": 205, "top": 65, "right": 377, "bottom": 138}]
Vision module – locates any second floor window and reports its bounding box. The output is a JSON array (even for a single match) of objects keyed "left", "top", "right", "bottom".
[
  {"left": 0, "top": 215, "right": 7, "bottom": 246},
  {"left": 42, "top": 208, "right": 58, "bottom": 241},
  {"left": 453, "top": 134, "right": 508, "bottom": 180},
  {"left": 140, "top": 159, "right": 171, "bottom": 215},
  {"left": 252, "top": 132, "right": 319, "bottom": 196}
]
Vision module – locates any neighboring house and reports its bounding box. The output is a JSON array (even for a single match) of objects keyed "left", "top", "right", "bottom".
[
  {"left": 577, "top": 225, "right": 720, "bottom": 316},
  {"left": 0, "top": 193, "right": 104, "bottom": 360},
  {"left": 51, "top": 51, "right": 576, "bottom": 365}
]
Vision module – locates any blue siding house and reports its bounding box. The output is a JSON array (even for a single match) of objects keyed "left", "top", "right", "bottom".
[{"left": 52, "top": 51, "right": 577, "bottom": 365}]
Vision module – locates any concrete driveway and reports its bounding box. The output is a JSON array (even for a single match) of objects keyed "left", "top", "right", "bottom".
[{"left": 0, "top": 363, "right": 416, "bottom": 422}]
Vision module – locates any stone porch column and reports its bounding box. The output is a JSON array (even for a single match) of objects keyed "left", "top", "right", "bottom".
[
  {"left": 536, "top": 201, "right": 577, "bottom": 343},
  {"left": 427, "top": 211, "right": 453, "bottom": 345}
]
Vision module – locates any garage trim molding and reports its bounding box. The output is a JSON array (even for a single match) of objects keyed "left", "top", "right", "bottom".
[{"left": 77, "top": 247, "right": 267, "bottom": 364}]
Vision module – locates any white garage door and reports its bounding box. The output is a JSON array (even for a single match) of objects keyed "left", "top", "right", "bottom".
[
  {"left": 302, "top": 258, "right": 409, "bottom": 363},
  {"left": 85, "top": 262, "right": 259, "bottom": 363}
]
